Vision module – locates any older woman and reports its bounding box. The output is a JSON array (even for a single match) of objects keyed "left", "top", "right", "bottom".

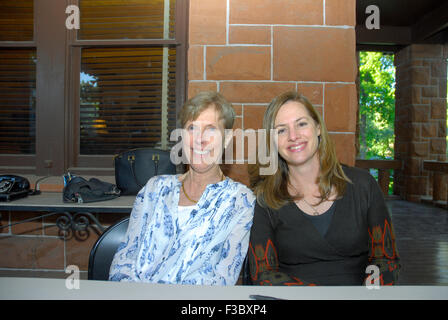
[
  {"left": 248, "top": 91, "right": 400, "bottom": 286},
  {"left": 109, "top": 91, "right": 255, "bottom": 285}
]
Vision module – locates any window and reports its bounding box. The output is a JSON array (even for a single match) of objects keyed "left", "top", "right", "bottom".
[
  {"left": 0, "top": 48, "right": 36, "bottom": 155},
  {"left": 79, "top": 47, "right": 177, "bottom": 155},
  {"left": 0, "top": 0, "right": 36, "bottom": 167},
  {"left": 0, "top": 0, "right": 187, "bottom": 175}
]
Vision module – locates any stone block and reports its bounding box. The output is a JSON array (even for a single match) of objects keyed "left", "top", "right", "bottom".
[
  {"left": 243, "top": 105, "right": 267, "bottom": 130},
  {"left": 188, "top": 82, "right": 218, "bottom": 99},
  {"left": 430, "top": 98, "right": 447, "bottom": 119},
  {"left": 411, "top": 86, "right": 421, "bottom": 104},
  {"left": 430, "top": 139, "right": 447, "bottom": 154},
  {"left": 324, "top": 83, "right": 357, "bottom": 132},
  {"left": 431, "top": 61, "right": 447, "bottom": 78},
  {"left": 220, "top": 81, "right": 295, "bottom": 104},
  {"left": 297, "top": 82, "right": 323, "bottom": 105},
  {"left": 325, "top": 0, "right": 356, "bottom": 26},
  {"left": 410, "top": 123, "right": 421, "bottom": 140},
  {"left": 0, "top": 236, "right": 64, "bottom": 269},
  {"left": 328, "top": 133, "right": 356, "bottom": 166},
  {"left": 188, "top": 46, "right": 204, "bottom": 80},
  {"left": 438, "top": 120, "right": 447, "bottom": 137},
  {"left": 229, "top": 0, "right": 323, "bottom": 25},
  {"left": 410, "top": 142, "right": 429, "bottom": 157},
  {"left": 206, "top": 46, "right": 271, "bottom": 80},
  {"left": 410, "top": 44, "right": 443, "bottom": 59},
  {"left": 229, "top": 26, "right": 271, "bottom": 45},
  {"left": 273, "top": 27, "right": 356, "bottom": 82},
  {"left": 404, "top": 158, "right": 421, "bottom": 175},
  {"left": 421, "top": 122, "right": 437, "bottom": 138},
  {"left": 410, "top": 105, "right": 430, "bottom": 122},
  {"left": 189, "top": 0, "right": 227, "bottom": 45},
  {"left": 421, "top": 86, "right": 438, "bottom": 98},
  {"left": 411, "top": 68, "right": 430, "bottom": 85}
]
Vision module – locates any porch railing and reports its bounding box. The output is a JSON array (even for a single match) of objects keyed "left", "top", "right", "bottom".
[
  {"left": 423, "top": 160, "right": 448, "bottom": 209},
  {"left": 354, "top": 159, "right": 402, "bottom": 197}
]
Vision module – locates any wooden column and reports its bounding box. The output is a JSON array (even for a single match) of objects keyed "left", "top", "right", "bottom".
[
  {"left": 355, "top": 159, "right": 403, "bottom": 197},
  {"left": 423, "top": 161, "right": 448, "bottom": 206}
]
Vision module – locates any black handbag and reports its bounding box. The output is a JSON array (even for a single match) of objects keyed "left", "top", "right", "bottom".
[
  {"left": 0, "top": 175, "right": 30, "bottom": 201},
  {"left": 114, "top": 148, "right": 176, "bottom": 195}
]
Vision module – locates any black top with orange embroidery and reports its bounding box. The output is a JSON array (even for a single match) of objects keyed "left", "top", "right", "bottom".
[{"left": 248, "top": 165, "right": 401, "bottom": 286}]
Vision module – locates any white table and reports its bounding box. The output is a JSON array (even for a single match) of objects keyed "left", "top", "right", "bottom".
[{"left": 1, "top": 277, "right": 447, "bottom": 300}]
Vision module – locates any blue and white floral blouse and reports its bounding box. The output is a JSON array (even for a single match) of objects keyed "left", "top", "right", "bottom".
[{"left": 109, "top": 174, "right": 255, "bottom": 285}]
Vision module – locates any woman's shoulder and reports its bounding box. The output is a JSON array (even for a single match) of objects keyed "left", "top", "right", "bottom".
[
  {"left": 342, "top": 165, "right": 375, "bottom": 182},
  {"left": 341, "top": 165, "right": 378, "bottom": 192},
  {"left": 147, "top": 174, "right": 179, "bottom": 184},
  {"left": 224, "top": 177, "right": 256, "bottom": 204},
  {"left": 226, "top": 177, "right": 254, "bottom": 193},
  {"left": 141, "top": 174, "right": 179, "bottom": 192}
]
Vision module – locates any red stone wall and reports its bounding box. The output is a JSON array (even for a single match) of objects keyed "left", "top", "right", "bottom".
[
  {"left": 394, "top": 44, "right": 447, "bottom": 202},
  {"left": 188, "top": 0, "right": 358, "bottom": 184},
  {"left": 0, "top": 210, "right": 128, "bottom": 279}
]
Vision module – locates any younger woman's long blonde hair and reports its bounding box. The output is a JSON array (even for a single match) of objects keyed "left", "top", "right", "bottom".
[{"left": 250, "top": 91, "right": 351, "bottom": 209}]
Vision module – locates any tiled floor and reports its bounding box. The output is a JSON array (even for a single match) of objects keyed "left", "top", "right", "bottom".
[{"left": 388, "top": 200, "right": 448, "bottom": 285}]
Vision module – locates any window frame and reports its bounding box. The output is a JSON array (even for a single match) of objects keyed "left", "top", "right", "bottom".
[
  {"left": 0, "top": 0, "right": 36, "bottom": 172},
  {"left": 0, "top": 0, "right": 188, "bottom": 176}
]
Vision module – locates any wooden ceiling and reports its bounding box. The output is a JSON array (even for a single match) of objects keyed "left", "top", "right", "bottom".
[{"left": 356, "top": 0, "right": 448, "bottom": 52}]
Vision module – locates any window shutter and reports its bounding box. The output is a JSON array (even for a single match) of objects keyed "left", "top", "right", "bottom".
[
  {"left": 0, "top": 0, "right": 34, "bottom": 41},
  {"left": 0, "top": 49, "right": 36, "bottom": 155},
  {"left": 79, "top": 0, "right": 175, "bottom": 40},
  {"left": 80, "top": 47, "right": 177, "bottom": 155},
  {"left": 78, "top": 0, "right": 178, "bottom": 156},
  {"left": 0, "top": 0, "right": 35, "bottom": 156}
]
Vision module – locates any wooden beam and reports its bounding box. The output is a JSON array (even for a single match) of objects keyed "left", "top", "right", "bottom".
[
  {"left": 356, "top": 44, "right": 404, "bottom": 53},
  {"left": 70, "top": 39, "right": 179, "bottom": 47},
  {"left": 423, "top": 161, "right": 448, "bottom": 174},
  {"left": 355, "top": 159, "right": 402, "bottom": 170},
  {"left": 412, "top": 1, "right": 448, "bottom": 42},
  {"left": 356, "top": 25, "right": 412, "bottom": 45}
]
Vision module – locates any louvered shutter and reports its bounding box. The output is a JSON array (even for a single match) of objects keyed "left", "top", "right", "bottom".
[
  {"left": 0, "top": 0, "right": 35, "bottom": 155},
  {"left": 77, "top": 0, "right": 177, "bottom": 155}
]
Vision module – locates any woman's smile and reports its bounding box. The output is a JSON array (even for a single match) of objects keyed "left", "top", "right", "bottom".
[{"left": 287, "top": 142, "right": 307, "bottom": 152}]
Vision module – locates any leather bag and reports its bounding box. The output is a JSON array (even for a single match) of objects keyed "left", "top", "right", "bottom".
[
  {"left": 0, "top": 175, "right": 30, "bottom": 201},
  {"left": 114, "top": 148, "right": 176, "bottom": 195},
  {"left": 63, "top": 176, "right": 121, "bottom": 203}
]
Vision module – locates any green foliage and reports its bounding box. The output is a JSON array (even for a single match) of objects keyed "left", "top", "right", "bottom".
[{"left": 358, "top": 52, "right": 396, "bottom": 160}]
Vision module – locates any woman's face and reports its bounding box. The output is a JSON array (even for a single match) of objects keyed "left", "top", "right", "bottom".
[
  {"left": 274, "top": 100, "right": 321, "bottom": 169},
  {"left": 183, "top": 106, "right": 226, "bottom": 173}
]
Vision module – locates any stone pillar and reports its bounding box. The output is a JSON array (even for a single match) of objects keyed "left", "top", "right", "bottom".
[{"left": 394, "top": 44, "right": 447, "bottom": 202}]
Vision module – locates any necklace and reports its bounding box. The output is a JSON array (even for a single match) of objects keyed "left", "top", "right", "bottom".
[
  {"left": 301, "top": 198, "right": 320, "bottom": 216},
  {"left": 182, "top": 172, "right": 225, "bottom": 204}
]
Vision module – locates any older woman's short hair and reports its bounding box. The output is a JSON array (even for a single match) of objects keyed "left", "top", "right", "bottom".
[{"left": 179, "top": 91, "right": 235, "bottom": 130}]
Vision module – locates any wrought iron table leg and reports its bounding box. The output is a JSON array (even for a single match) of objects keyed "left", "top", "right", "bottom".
[{"left": 1, "top": 211, "right": 105, "bottom": 233}]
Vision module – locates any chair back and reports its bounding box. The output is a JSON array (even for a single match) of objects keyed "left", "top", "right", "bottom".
[
  {"left": 242, "top": 253, "right": 253, "bottom": 285},
  {"left": 88, "top": 217, "right": 129, "bottom": 281}
]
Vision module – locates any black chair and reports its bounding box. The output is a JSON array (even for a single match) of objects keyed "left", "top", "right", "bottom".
[
  {"left": 88, "top": 217, "right": 254, "bottom": 284},
  {"left": 242, "top": 253, "right": 253, "bottom": 285},
  {"left": 88, "top": 217, "right": 129, "bottom": 281}
]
